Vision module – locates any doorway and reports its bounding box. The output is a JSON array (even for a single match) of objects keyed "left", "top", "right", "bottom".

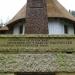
[{"left": 16, "top": 72, "right": 55, "bottom": 75}]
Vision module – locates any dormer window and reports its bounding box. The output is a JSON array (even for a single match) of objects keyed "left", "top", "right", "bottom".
[
  {"left": 48, "top": 19, "right": 64, "bottom": 35},
  {"left": 13, "top": 22, "right": 25, "bottom": 35},
  {"left": 64, "top": 25, "right": 68, "bottom": 34},
  {"left": 48, "top": 19, "right": 75, "bottom": 35},
  {"left": 74, "top": 26, "right": 75, "bottom": 34},
  {"left": 19, "top": 25, "right": 23, "bottom": 34}
]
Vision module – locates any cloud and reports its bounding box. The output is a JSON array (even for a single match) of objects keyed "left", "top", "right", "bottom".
[
  {"left": 58, "top": 0, "right": 75, "bottom": 10},
  {"left": 0, "top": 0, "right": 27, "bottom": 23}
]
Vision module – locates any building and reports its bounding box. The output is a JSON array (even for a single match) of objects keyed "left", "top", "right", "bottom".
[
  {"left": 70, "top": 11, "right": 75, "bottom": 17},
  {"left": 0, "top": 26, "right": 8, "bottom": 34},
  {"left": 6, "top": 0, "right": 75, "bottom": 35},
  {"left": 0, "top": 0, "right": 75, "bottom": 75},
  {"left": 0, "top": 23, "right": 8, "bottom": 34}
]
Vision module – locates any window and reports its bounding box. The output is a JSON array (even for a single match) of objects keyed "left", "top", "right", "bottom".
[
  {"left": 19, "top": 25, "right": 23, "bottom": 34},
  {"left": 48, "top": 20, "right": 64, "bottom": 35},
  {"left": 74, "top": 26, "right": 75, "bottom": 34},
  {"left": 64, "top": 25, "right": 68, "bottom": 34}
]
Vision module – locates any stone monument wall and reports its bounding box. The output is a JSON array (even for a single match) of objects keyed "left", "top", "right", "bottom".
[{"left": 0, "top": 35, "right": 75, "bottom": 75}]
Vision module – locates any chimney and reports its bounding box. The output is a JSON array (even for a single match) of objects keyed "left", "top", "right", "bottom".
[{"left": 25, "top": 0, "right": 48, "bottom": 34}]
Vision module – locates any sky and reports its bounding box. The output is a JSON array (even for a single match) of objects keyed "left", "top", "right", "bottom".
[{"left": 0, "top": 0, "right": 75, "bottom": 24}]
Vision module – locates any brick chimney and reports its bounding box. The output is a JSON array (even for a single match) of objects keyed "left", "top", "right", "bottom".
[{"left": 25, "top": 0, "right": 48, "bottom": 34}]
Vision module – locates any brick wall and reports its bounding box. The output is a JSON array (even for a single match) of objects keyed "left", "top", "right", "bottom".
[{"left": 25, "top": 0, "right": 48, "bottom": 34}]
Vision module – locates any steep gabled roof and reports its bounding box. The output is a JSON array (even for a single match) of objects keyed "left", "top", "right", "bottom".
[
  {"left": 7, "top": 5, "right": 26, "bottom": 25},
  {"left": 7, "top": 0, "right": 75, "bottom": 25},
  {"left": 47, "top": 0, "right": 75, "bottom": 21}
]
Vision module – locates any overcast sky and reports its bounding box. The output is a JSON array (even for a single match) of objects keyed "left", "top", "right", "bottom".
[{"left": 0, "top": 0, "right": 75, "bottom": 24}]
